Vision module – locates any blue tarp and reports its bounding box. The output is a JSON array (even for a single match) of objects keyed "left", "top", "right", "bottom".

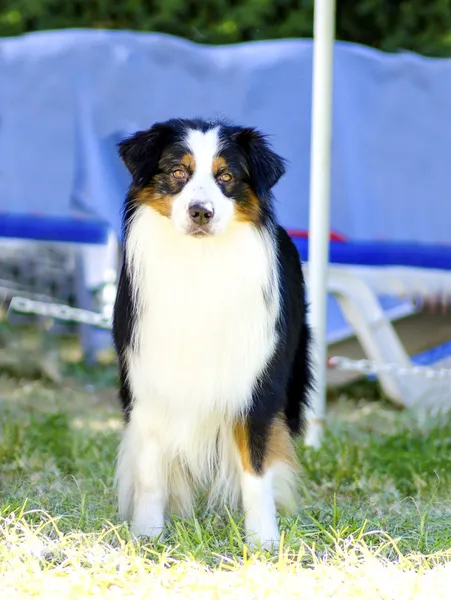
[
  {"left": 1, "top": 29, "right": 451, "bottom": 245},
  {"left": 1, "top": 29, "right": 450, "bottom": 344}
]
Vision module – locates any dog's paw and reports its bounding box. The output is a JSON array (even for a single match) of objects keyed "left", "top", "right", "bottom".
[
  {"left": 131, "top": 520, "right": 165, "bottom": 541},
  {"left": 245, "top": 519, "right": 280, "bottom": 552},
  {"left": 131, "top": 506, "right": 165, "bottom": 541},
  {"left": 246, "top": 536, "right": 280, "bottom": 552}
]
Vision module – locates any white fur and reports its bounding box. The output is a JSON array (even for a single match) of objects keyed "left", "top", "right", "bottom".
[
  {"left": 241, "top": 469, "right": 280, "bottom": 550},
  {"left": 115, "top": 127, "right": 296, "bottom": 542},
  {"left": 171, "top": 127, "right": 235, "bottom": 235}
]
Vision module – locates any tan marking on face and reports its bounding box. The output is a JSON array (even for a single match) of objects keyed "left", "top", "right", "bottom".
[
  {"left": 213, "top": 156, "right": 261, "bottom": 225},
  {"left": 180, "top": 153, "right": 196, "bottom": 173},
  {"left": 212, "top": 155, "right": 228, "bottom": 176},
  {"left": 234, "top": 187, "right": 261, "bottom": 224},
  {"left": 134, "top": 184, "right": 173, "bottom": 218},
  {"left": 133, "top": 154, "right": 196, "bottom": 218}
]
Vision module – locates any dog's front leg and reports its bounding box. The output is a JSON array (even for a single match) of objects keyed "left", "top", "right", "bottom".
[
  {"left": 234, "top": 403, "right": 298, "bottom": 551},
  {"left": 132, "top": 433, "right": 166, "bottom": 539},
  {"left": 234, "top": 417, "right": 281, "bottom": 551},
  {"left": 117, "top": 420, "right": 167, "bottom": 540}
]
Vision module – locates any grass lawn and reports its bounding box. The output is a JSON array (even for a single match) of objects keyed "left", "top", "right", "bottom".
[{"left": 1, "top": 322, "right": 451, "bottom": 598}]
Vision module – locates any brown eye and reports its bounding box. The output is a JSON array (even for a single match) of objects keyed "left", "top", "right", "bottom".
[
  {"left": 172, "top": 168, "right": 186, "bottom": 180},
  {"left": 218, "top": 172, "right": 232, "bottom": 183}
]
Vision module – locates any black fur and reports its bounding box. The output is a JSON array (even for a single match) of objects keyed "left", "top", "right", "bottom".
[
  {"left": 113, "top": 117, "right": 313, "bottom": 474},
  {"left": 113, "top": 263, "right": 135, "bottom": 422},
  {"left": 246, "top": 226, "right": 313, "bottom": 473}
]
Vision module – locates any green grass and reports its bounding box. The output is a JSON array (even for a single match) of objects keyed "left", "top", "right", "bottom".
[{"left": 1, "top": 326, "right": 451, "bottom": 597}]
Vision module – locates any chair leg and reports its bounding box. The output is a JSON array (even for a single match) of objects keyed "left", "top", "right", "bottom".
[
  {"left": 74, "top": 248, "right": 97, "bottom": 365},
  {"left": 327, "top": 268, "right": 432, "bottom": 407},
  {"left": 74, "top": 232, "right": 118, "bottom": 364}
]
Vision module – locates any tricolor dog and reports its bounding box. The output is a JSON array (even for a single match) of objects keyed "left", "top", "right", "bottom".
[{"left": 113, "top": 118, "right": 313, "bottom": 549}]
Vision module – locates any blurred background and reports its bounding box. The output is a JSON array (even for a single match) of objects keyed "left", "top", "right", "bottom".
[
  {"left": 1, "top": 1, "right": 451, "bottom": 400},
  {"left": 2, "top": 1, "right": 451, "bottom": 54}
]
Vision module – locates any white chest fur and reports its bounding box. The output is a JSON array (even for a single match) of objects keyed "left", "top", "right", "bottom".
[{"left": 125, "top": 207, "right": 279, "bottom": 429}]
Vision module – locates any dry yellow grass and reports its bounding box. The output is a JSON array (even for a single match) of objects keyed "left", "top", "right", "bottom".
[{"left": 2, "top": 512, "right": 451, "bottom": 599}]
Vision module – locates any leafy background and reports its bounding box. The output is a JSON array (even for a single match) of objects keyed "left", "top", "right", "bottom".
[{"left": 1, "top": 1, "right": 451, "bottom": 56}]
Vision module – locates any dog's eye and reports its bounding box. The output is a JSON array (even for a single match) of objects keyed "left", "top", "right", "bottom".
[
  {"left": 218, "top": 172, "right": 233, "bottom": 183},
  {"left": 172, "top": 168, "right": 187, "bottom": 180}
]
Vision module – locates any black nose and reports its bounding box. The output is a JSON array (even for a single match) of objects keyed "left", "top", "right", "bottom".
[{"left": 188, "top": 203, "right": 214, "bottom": 225}]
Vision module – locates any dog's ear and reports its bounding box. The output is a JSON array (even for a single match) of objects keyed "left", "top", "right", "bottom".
[
  {"left": 118, "top": 123, "right": 174, "bottom": 187},
  {"left": 233, "top": 128, "right": 286, "bottom": 197}
]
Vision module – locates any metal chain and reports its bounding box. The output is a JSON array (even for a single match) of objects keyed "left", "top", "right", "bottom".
[
  {"left": 7, "top": 295, "right": 451, "bottom": 379},
  {"left": 328, "top": 356, "right": 451, "bottom": 380},
  {"left": 7, "top": 296, "right": 112, "bottom": 329}
]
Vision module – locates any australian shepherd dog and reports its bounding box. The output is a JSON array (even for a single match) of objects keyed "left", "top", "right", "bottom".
[{"left": 112, "top": 118, "right": 313, "bottom": 550}]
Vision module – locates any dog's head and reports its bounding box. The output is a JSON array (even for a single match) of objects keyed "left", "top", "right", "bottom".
[{"left": 119, "top": 118, "right": 286, "bottom": 236}]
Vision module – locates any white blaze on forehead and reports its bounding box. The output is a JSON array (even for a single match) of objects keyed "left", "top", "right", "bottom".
[
  {"left": 185, "top": 127, "right": 221, "bottom": 175},
  {"left": 170, "top": 125, "right": 235, "bottom": 235}
]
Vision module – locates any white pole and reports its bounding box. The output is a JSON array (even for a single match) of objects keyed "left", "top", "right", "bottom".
[{"left": 304, "top": 0, "right": 336, "bottom": 448}]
